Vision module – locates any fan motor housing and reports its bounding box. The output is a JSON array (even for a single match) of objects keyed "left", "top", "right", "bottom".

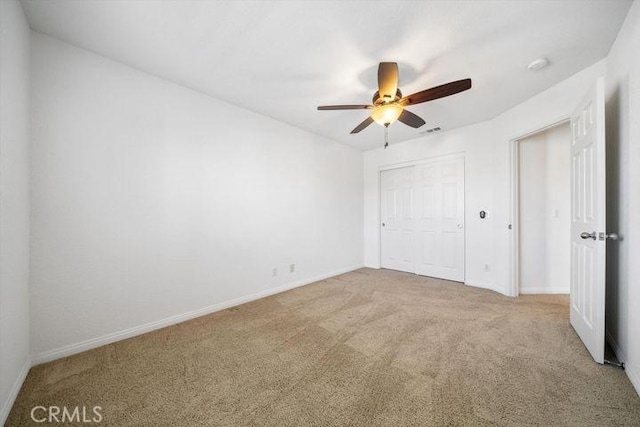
[{"left": 373, "top": 89, "right": 402, "bottom": 105}]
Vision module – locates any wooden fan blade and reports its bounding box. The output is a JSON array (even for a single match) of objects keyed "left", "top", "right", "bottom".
[
  {"left": 378, "top": 62, "right": 399, "bottom": 101},
  {"left": 351, "top": 116, "right": 374, "bottom": 134},
  {"left": 401, "top": 79, "right": 472, "bottom": 106},
  {"left": 398, "top": 109, "right": 426, "bottom": 128},
  {"left": 317, "top": 105, "right": 372, "bottom": 110}
]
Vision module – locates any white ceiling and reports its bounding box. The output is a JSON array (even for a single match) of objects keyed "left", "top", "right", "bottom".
[{"left": 21, "top": 0, "right": 632, "bottom": 150}]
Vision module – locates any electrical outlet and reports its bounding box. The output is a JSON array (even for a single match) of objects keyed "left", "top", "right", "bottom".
[
  {"left": 484, "top": 264, "right": 490, "bottom": 272},
  {"left": 289, "top": 264, "right": 295, "bottom": 273},
  {"left": 272, "top": 268, "right": 277, "bottom": 277}
]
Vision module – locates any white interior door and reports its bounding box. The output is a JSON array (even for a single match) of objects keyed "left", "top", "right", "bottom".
[
  {"left": 415, "top": 158, "right": 465, "bottom": 282},
  {"left": 570, "top": 77, "right": 606, "bottom": 364},
  {"left": 380, "top": 166, "right": 415, "bottom": 273}
]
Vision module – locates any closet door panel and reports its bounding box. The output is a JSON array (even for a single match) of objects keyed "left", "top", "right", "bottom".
[{"left": 380, "top": 166, "right": 415, "bottom": 273}]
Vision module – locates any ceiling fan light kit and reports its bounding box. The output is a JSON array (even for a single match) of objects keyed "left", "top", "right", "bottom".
[
  {"left": 317, "top": 62, "right": 472, "bottom": 148},
  {"left": 371, "top": 103, "right": 404, "bottom": 126}
]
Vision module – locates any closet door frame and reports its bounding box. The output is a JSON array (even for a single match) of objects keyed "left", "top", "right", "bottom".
[{"left": 378, "top": 152, "right": 466, "bottom": 281}]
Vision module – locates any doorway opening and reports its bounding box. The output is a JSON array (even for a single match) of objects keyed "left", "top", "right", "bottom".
[{"left": 511, "top": 121, "right": 571, "bottom": 296}]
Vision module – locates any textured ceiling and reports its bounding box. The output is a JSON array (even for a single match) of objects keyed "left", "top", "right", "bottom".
[{"left": 21, "top": 0, "right": 632, "bottom": 150}]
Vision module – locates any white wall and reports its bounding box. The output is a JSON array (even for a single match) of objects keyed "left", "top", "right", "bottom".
[
  {"left": 518, "top": 124, "right": 570, "bottom": 294},
  {"left": 364, "top": 59, "right": 606, "bottom": 295},
  {"left": 0, "top": 0, "right": 31, "bottom": 424},
  {"left": 518, "top": 133, "right": 547, "bottom": 291},
  {"left": 543, "top": 124, "right": 571, "bottom": 293},
  {"left": 604, "top": 0, "right": 640, "bottom": 396},
  {"left": 29, "top": 33, "right": 363, "bottom": 362}
]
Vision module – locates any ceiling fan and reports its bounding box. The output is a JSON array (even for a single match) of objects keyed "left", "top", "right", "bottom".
[{"left": 317, "top": 62, "right": 472, "bottom": 145}]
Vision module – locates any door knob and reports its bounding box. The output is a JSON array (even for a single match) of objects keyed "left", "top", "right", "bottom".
[
  {"left": 382, "top": 223, "right": 386, "bottom": 227},
  {"left": 580, "top": 231, "right": 597, "bottom": 240}
]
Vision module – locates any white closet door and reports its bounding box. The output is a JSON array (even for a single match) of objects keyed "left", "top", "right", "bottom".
[
  {"left": 415, "top": 158, "right": 465, "bottom": 282},
  {"left": 380, "top": 166, "right": 415, "bottom": 273}
]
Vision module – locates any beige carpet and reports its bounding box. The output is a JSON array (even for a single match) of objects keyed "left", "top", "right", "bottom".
[{"left": 7, "top": 268, "right": 640, "bottom": 426}]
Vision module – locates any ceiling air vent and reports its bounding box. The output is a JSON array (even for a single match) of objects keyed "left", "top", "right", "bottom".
[{"left": 420, "top": 126, "right": 441, "bottom": 135}]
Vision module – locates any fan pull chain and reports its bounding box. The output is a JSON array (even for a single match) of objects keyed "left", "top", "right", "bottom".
[{"left": 384, "top": 124, "right": 389, "bottom": 149}]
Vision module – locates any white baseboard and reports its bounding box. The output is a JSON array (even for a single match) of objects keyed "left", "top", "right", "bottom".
[
  {"left": 0, "top": 359, "right": 30, "bottom": 427},
  {"left": 31, "top": 264, "right": 363, "bottom": 366},
  {"left": 519, "top": 287, "right": 569, "bottom": 295},
  {"left": 465, "top": 280, "right": 508, "bottom": 296},
  {"left": 626, "top": 362, "right": 640, "bottom": 397},
  {"left": 606, "top": 329, "right": 640, "bottom": 397}
]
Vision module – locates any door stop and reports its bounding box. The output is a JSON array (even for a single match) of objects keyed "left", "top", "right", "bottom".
[{"left": 604, "top": 359, "right": 625, "bottom": 370}]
